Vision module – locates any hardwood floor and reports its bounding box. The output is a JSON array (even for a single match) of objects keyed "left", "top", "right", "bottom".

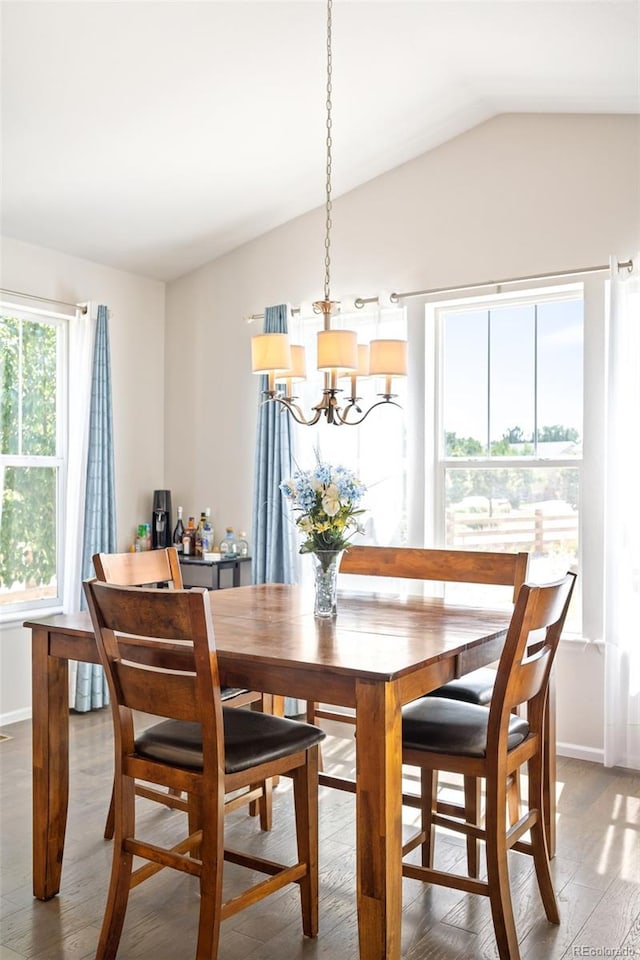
[{"left": 1, "top": 710, "right": 639, "bottom": 959}]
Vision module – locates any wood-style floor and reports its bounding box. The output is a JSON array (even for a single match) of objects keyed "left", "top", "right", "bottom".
[{"left": 1, "top": 709, "right": 639, "bottom": 960}]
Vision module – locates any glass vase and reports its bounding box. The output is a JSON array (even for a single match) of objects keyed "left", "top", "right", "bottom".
[{"left": 311, "top": 550, "right": 344, "bottom": 619}]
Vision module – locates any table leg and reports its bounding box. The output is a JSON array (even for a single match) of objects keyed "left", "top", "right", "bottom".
[
  {"left": 32, "top": 628, "right": 69, "bottom": 900},
  {"left": 355, "top": 679, "right": 402, "bottom": 960}
]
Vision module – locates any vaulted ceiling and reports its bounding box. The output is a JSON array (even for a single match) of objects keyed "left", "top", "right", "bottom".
[{"left": 2, "top": 1, "right": 638, "bottom": 281}]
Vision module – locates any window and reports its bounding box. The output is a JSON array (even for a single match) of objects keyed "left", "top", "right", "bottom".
[
  {"left": 435, "top": 285, "right": 583, "bottom": 623},
  {"left": 0, "top": 306, "right": 66, "bottom": 616}
]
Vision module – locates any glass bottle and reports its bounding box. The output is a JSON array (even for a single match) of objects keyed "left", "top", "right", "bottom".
[
  {"left": 237, "top": 531, "right": 249, "bottom": 557},
  {"left": 195, "top": 511, "right": 206, "bottom": 558},
  {"left": 183, "top": 516, "right": 196, "bottom": 556},
  {"left": 172, "top": 506, "right": 185, "bottom": 554},
  {"left": 219, "top": 527, "right": 237, "bottom": 559},
  {"left": 201, "top": 508, "right": 214, "bottom": 554}
]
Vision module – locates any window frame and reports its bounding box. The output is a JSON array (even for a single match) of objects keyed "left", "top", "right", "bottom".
[
  {"left": 422, "top": 281, "right": 595, "bottom": 637},
  {"left": 0, "top": 302, "right": 69, "bottom": 622}
]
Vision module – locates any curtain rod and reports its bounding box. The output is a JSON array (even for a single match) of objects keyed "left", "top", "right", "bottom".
[
  {"left": 0, "top": 288, "right": 88, "bottom": 315},
  {"left": 246, "top": 258, "right": 634, "bottom": 322}
]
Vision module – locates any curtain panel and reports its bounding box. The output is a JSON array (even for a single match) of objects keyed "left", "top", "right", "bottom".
[
  {"left": 71, "top": 304, "right": 117, "bottom": 712},
  {"left": 603, "top": 255, "right": 640, "bottom": 769}
]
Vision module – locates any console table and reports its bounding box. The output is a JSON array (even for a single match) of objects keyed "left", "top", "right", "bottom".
[{"left": 178, "top": 554, "right": 251, "bottom": 590}]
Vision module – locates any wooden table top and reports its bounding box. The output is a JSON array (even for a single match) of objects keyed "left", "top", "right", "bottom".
[{"left": 26, "top": 582, "right": 511, "bottom": 684}]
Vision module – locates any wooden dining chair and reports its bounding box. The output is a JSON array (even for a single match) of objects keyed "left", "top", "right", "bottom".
[
  {"left": 401, "top": 570, "right": 576, "bottom": 960},
  {"left": 93, "top": 547, "right": 271, "bottom": 839},
  {"left": 83, "top": 578, "right": 325, "bottom": 960},
  {"left": 306, "top": 545, "right": 529, "bottom": 874}
]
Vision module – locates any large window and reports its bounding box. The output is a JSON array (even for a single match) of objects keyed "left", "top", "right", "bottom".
[
  {"left": 0, "top": 306, "right": 66, "bottom": 616},
  {"left": 435, "top": 286, "right": 583, "bottom": 622}
]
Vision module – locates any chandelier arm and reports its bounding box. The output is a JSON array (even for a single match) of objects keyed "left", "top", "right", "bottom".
[
  {"left": 268, "top": 394, "right": 324, "bottom": 426},
  {"left": 336, "top": 398, "right": 403, "bottom": 426}
]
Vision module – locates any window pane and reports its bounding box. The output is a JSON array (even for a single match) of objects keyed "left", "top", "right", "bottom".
[
  {"left": 489, "top": 305, "right": 535, "bottom": 454},
  {"left": 0, "top": 315, "right": 20, "bottom": 455},
  {"left": 537, "top": 300, "right": 583, "bottom": 455},
  {"left": 442, "top": 310, "right": 488, "bottom": 455},
  {"left": 445, "top": 465, "right": 579, "bottom": 567},
  {"left": 22, "top": 319, "right": 58, "bottom": 456},
  {"left": 0, "top": 465, "right": 58, "bottom": 606}
]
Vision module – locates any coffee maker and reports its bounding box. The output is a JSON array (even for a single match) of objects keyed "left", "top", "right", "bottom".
[{"left": 151, "top": 489, "right": 173, "bottom": 549}]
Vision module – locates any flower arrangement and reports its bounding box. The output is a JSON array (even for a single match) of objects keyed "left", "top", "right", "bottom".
[{"left": 280, "top": 461, "right": 366, "bottom": 554}]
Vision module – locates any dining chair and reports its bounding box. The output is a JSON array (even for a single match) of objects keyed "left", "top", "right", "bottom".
[
  {"left": 83, "top": 578, "right": 325, "bottom": 960},
  {"left": 401, "top": 570, "right": 576, "bottom": 960},
  {"left": 306, "top": 545, "right": 530, "bottom": 874},
  {"left": 93, "top": 547, "right": 272, "bottom": 839}
]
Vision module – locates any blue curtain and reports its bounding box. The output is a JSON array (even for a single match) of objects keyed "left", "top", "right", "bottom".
[
  {"left": 73, "top": 305, "right": 116, "bottom": 712},
  {"left": 251, "top": 304, "right": 296, "bottom": 585}
]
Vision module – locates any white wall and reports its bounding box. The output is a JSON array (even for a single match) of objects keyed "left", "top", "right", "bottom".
[
  {"left": 165, "top": 113, "right": 640, "bottom": 760},
  {"left": 0, "top": 237, "right": 165, "bottom": 722}
]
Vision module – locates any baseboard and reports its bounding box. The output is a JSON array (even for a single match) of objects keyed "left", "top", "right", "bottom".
[
  {"left": 557, "top": 740, "right": 604, "bottom": 764},
  {"left": 0, "top": 706, "right": 31, "bottom": 729}
]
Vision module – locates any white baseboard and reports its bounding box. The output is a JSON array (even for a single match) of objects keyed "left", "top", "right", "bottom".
[
  {"left": 0, "top": 706, "right": 31, "bottom": 729},
  {"left": 557, "top": 740, "right": 604, "bottom": 764}
]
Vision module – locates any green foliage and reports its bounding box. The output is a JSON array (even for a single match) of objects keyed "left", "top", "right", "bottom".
[{"left": 0, "top": 315, "right": 59, "bottom": 595}]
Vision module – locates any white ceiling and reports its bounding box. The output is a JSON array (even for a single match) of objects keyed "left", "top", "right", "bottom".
[{"left": 2, "top": 1, "right": 638, "bottom": 282}]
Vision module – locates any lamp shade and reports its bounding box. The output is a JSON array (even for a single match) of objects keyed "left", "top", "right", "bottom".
[
  {"left": 339, "top": 343, "right": 370, "bottom": 379},
  {"left": 275, "top": 344, "right": 307, "bottom": 383},
  {"left": 251, "top": 333, "right": 291, "bottom": 373},
  {"left": 317, "top": 329, "right": 358, "bottom": 371},
  {"left": 369, "top": 339, "right": 408, "bottom": 377}
]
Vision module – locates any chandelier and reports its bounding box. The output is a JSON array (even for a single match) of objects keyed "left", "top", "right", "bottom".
[{"left": 250, "top": 0, "right": 407, "bottom": 426}]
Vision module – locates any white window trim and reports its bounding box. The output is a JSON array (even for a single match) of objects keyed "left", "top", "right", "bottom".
[{"left": 413, "top": 278, "right": 604, "bottom": 643}]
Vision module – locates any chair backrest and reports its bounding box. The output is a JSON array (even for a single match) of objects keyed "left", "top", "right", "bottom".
[
  {"left": 93, "top": 546, "right": 183, "bottom": 588},
  {"left": 83, "top": 578, "right": 224, "bottom": 769},
  {"left": 340, "top": 546, "right": 530, "bottom": 603},
  {"left": 488, "top": 571, "right": 576, "bottom": 752}
]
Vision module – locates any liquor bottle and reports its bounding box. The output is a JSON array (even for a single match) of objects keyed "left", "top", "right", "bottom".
[
  {"left": 219, "top": 527, "right": 237, "bottom": 559},
  {"left": 237, "top": 531, "right": 249, "bottom": 557},
  {"left": 172, "top": 506, "right": 185, "bottom": 554},
  {"left": 195, "top": 511, "right": 207, "bottom": 558},
  {"left": 183, "top": 516, "right": 196, "bottom": 556},
  {"left": 201, "top": 508, "right": 214, "bottom": 554}
]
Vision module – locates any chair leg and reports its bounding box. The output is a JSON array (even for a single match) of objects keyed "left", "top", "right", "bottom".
[
  {"left": 484, "top": 775, "right": 521, "bottom": 960},
  {"left": 292, "top": 747, "right": 320, "bottom": 938},
  {"left": 96, "top": 777, "right": 136, "bottom": 960},
  {"left": 306, "top": 701, "right": 324, "bottom": 772},
  {"left": 463, "top": 775, "right": 482, "bottom": 878},
  {"left": 420, "top": 769, "right": 438, "bottom": 868},
  {"left": 255, "top": 778, "right": 273, "bottom": 831},
  {"left": 507, "top": 770, "right": 521, "bottom": 827},
  {"left": 194, "top": 793, "right": 225, "bottom": 960},
  {"left": 527, "top": 754, "right": 560, "bottom": 924}
]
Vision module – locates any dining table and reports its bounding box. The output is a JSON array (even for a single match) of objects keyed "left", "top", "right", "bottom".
[{"left": 26, "top": 582, "right": 540, "bottom": 960}]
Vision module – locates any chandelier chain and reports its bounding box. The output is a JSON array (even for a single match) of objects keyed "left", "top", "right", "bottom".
[{"left": 323, "top": 0, "right": 333, "bottom": 303}]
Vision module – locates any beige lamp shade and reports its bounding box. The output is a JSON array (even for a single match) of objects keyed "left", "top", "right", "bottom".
[
  {"left": 251, "top": 333, "right": 292, "bottom": 373},
  {"left": 339, "top": 343, "right": 370, "bottom": 379},
  {"left": 275, "top": 344, "right": 307, "bottom": 383},
  {"left": 317, "top": 329, "right": 358, "bottom": 371},
  {"left": 369, "top": 339, "right": 408, "bottom": 377}
]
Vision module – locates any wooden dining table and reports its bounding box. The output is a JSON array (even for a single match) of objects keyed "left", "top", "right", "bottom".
[{"left": 27, "top": 582, "right": 524, "bottom": 960}]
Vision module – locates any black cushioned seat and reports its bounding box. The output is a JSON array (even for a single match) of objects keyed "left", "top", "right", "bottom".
[
  {"left": 136, "top": 709, "right": 326, "bottom": 774},
  {"left": 402, "top": 696, "right": 529, "bottom": 758},
  {"left": 425, "top": 667, "right": 496, "bottom": 706}
]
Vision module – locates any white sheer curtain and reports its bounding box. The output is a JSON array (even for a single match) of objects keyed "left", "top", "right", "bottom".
[
  {"left": 64, "top": 304, "right": 95, "bottom": 704},
  {"left": 604, "top": 255, "right": 640, "bottom": 769}
]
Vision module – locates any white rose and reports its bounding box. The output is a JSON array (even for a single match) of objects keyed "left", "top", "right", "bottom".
[{"left": 322, "top": 484, "right": 340, "bottom": 517}]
